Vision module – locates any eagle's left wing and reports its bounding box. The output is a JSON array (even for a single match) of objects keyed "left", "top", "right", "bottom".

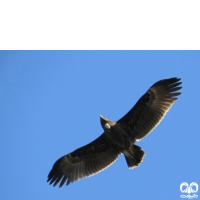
[{"left": 117, "top": 78, "right": 182, "bottom": 141}]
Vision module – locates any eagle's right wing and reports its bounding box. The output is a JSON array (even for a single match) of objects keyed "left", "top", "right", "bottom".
[{"left": 47, "top": 133, "right": 119, "bottom": 187}]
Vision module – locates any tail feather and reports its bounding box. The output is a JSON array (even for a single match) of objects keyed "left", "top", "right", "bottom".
[{"left": 124, "top": 145, "right": 145, "bottom": 168}]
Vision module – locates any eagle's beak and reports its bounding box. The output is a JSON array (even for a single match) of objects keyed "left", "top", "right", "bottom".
[
  {"left": 100, "top": 115, "right": 106, "bottom": 120},
  {"left": 100, "top": 115, "right": 110, "bottom": 122}
]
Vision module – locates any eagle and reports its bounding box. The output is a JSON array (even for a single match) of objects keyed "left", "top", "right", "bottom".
[{"left": 47, "top": 78, "right": 182, "bottom": 187}]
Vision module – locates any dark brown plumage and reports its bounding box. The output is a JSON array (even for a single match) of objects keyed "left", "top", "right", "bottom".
[{"left": 47, "top": 78, "right": 182, "bottom": 187}]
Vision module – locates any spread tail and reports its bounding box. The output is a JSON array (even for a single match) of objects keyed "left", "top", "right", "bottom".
[{"left": 124, "top": 144, "right": 145, "bottom": 168}]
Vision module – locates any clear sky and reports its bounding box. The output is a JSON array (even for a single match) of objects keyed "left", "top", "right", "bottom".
[{"left": 0, "top": 51, "right": 200, "bottom": 200}]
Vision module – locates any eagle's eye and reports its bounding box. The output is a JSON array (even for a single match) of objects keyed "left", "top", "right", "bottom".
[{"left": 105, "top": 123, "right": 111, "bottom": 129}]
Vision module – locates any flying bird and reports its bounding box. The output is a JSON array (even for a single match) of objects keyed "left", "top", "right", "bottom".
[{"left": 47, "top": 77, "right": 182, "bottom": 187}]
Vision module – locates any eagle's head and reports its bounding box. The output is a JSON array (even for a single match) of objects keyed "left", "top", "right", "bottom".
[{"left": 100, "top": 115, "right": 116, "bottom": 131}]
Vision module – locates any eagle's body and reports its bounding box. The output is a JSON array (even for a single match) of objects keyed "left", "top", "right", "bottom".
[{"left": 47, "top": 78, "right": 182, "bottom": 187}]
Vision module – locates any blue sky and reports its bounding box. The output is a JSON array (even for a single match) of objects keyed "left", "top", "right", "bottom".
[{"left": 0, "top": 51, "right": 200, "bottom": 200}]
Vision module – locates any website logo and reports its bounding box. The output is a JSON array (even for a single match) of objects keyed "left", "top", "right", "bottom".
[{"left": 180, "top": 182, "right": 198, "bottom": 199}]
